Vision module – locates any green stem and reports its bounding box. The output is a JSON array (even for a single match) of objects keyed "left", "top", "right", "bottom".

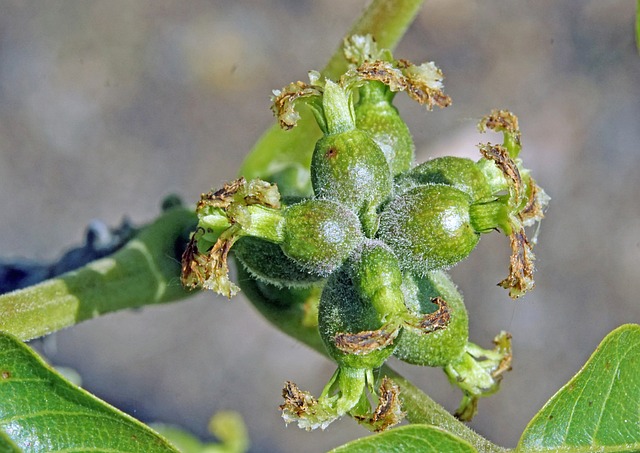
[
  {"left": 0, "top": 207, "right": 196, "bottom": 341},
  {"left": 381, "top": 366, "right": 510, "bottom": 453},
  {"left": 239, "top": 205, "right": 285, "bottom": 243},
  {"left": 239, "top": 0, "right": 426, "bottom": 183},
  {"left": 331, "top": 367, "right": 368, "bottom": 416},
  {"left": 323, "top": 0, "right": 426, "bottom": 79}
]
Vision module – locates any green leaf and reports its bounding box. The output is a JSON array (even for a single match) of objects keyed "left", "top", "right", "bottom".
[
  {"left": 518, "top": 324, "right": 640, "bottom": 452},
  {"left": 0, "top": 332, "right": 179, "bottom": 452},
  {"left": 329, "top": 424, "right": 478, "bottom": 453},
  {"left": 0, "top": 430, "right": 21, "bottom": 453}
]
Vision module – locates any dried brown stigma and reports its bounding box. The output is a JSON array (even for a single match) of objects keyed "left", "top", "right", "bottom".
[{"left": 334, "top": 323, "right": 400, "bottom": 355}]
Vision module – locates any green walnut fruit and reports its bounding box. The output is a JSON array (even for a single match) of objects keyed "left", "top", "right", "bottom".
[
  {"left": 394, "top": 270, "right": 469, "bottom": 367},
  {"left": 281, "top": 199, "right": 363, "bottom": 276},
  {"left": 377, "top": 184, "right": 481, "bottom": 274},
  {"left": 311, "top": 128, "right": 392, "bottom": 218},
  {"left": 349, "top": 239, "right": 408, "bottom": 320},
  {"left": 309, "top": 80, "right": 392, "bottom": 223},
  {"left": 233, "top": 236, "right": 323, "bottom": 288},
  {"left": 318, "top": 264, "right": 398, "bottom": 370},
  {"left": 355, "top": 81, "right": 414, "bottom": 177},
  {"left": 396, "top": 156, "right": 493, "bottom": 202}
]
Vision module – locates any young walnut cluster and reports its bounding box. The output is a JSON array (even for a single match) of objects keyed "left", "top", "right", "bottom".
[{"left": 181, "top": 35, "right": 548, "bottom": 430}]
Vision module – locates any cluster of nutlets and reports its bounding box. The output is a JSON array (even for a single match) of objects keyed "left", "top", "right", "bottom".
[{"left": 181, "top": 36, "right": 548, "bottom": 431}]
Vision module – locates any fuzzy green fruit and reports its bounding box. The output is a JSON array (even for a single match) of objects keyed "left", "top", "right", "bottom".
[
  {"left": 281, "top": 199, "right": 363, "bottom": 276},
  {"left": 394, "top": 270, "right": 469, "bottom": 367},
  {"left": 355, "top": 81, "right": 414, "bottom": 176},
  {"left": 377, "top": 184, "right": 480, "bottom": 274},
  {"left": 233, "top": 237, "right": 323, "bottom": 288},
  {"left": 311, "top": 129, "right": 392, "bottom": 218},
  {"left": 318, "top": 266, "right": 398, "bottom": 370},
  {"left": 349, "top": 239, "right": 408, "bottom": 319},
  {"left": 396, "top": 156, "right": 493, "bottom": 202}
]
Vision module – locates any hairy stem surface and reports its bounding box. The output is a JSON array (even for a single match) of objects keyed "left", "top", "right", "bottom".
[{"left": 0, "top": 208, "right": 196, "bottom": 341}]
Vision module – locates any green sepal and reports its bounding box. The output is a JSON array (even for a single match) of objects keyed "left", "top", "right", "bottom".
[
  {"left": 281, "top": 199, "right": 364, "bottom": 276},
  {"left": 281, "top": 367, "right": 403, "bottom": 432},
  {"left": 350, "top": 240, "right": 407, "bottom": 319},
  {"left": 319, "top": 257, "right": 403, "bottom": 371},
  {"left": 322, "top": 79, "right": 357, "bottom": 135},
  {"left": 469, "top": 200, "right": 512, "bottom": 234},
  {"left": 311, "top": 129, "right": 392, "bottom": 220},
  {"left": 444, "top": 331, "right": 512, "bottom": 421},
  {"left": 181, "top": 178, "right": 285, "bottom": 297},
  {"left": 398, "top": 156, "right": 494, "bottom": 202},
  {"left": 233, "top": 236, "right": 324, "bottom": 288}
]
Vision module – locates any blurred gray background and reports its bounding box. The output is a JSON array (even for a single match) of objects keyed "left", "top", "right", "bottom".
[{"left": 1, "top": 1, "right": 639, "bottom": 451}]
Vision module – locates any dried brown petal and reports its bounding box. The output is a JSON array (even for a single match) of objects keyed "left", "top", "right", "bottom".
[
  {"left": 498, "top": 228, "right": 535, "bottom": 298},
  {"left": 202, "top": 230, "right": 241, "bottom": 298},
  {"left": 180, "top": 230, "right": 208, "bottom": 289},
  {"left": 478, "top": 109, "right": 521, "bottom": 138},
  {"left": 353, "top": 377, "right": 404, "bottom": 432},
  {"left": 519, "top": 177, "right": 549, "bottom": 228},
  {"left": 197, "top": 178, "right": 247, "bottom": 212},
  {"left": 280, "top": 381, "right": 318, "bottom": 419},
  {"left": 197, "top": 177, "right": 281, "bottom": 213},
  {"left": 271, "top": 81, "right": 323, "bottom": 130},
  {"left": 419, "top": 297, "right": 451, "bottom": 332},
  {"left": 491, "top": 331, "right": 513, "bottom": 380},
  {"left": 403, "top": 296, "right": 451, "bottom": 333},
  {"left": 397, "top": 59, "right": 452, "bottom": 109},
  {"left": 347, "top": 59, "right": 451, "bottom": 109},
  {"left": 353, "top": 61, "right": 406, "bottom": 92},
  {"left": 479, "top": 143, "right": 523, "bottom": 203},
  {"left": 342, "top": 34, "right": 382, "bottom": 65},
  {"left": 243, "top": 178, "right": 281, "bottom": 209},
  {"left": 184, "top": 177, "right": 281, "bottom": 297}
]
